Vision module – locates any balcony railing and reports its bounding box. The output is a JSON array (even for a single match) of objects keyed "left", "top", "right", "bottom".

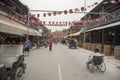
[
  {"left": 0, "top": 1, "right": 41, "bottom": 31},
  {"left": 85, "top": 9, "right": 120, "bottom": 30}
]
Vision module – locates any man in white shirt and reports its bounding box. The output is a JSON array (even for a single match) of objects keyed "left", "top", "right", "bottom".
[{"left": 87, "top": 49, "right": 104, "bottom": 69}]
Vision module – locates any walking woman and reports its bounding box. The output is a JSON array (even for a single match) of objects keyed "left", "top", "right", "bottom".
[{"left": 48, "top": 40, "right": 53, "bottom": 51}]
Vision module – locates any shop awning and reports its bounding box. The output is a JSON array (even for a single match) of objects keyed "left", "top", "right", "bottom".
[
  {"left": 72, "top": 29, "right": 84, "bottom": 36},
  {"left": 0, "top": 23, "right": 24, "bottom": 36},
  {"left": 85, "top": 21, "right": 120, "bottom": 32},
  {"left": 0, "top": 15, "right": 41, "bottom": 36},
  {"left": 66, "top": 28, "right": 84, "bottom": 37},
  {"left": 30, "top": 28, "right": 42, "bottom": 36}
]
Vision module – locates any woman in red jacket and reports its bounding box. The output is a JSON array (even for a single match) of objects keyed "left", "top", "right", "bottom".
[{"left": 48, "top": 40, "right": 53, "bottom": 51}]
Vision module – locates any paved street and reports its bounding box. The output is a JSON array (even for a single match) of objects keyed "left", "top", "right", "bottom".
[{"left": 24, "top": 44, "right": 120, "bottom": 80}]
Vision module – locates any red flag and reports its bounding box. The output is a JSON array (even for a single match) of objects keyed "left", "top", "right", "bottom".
[{"left": 74, "top": 8, "right": 80, "bottom": 12}]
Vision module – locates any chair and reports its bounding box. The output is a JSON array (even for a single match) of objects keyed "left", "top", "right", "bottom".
[{"left": 93, "top": 56, "right": 103, "bottom": 66}]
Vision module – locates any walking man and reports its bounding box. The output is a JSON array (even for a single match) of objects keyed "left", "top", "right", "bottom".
[{"left": 24, "top": 38, "right": 30, "bottom": 56}]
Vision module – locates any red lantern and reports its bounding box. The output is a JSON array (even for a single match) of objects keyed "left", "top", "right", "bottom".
[
  {"left": 56, "top": 22, "right": 58, "bottom": 24},
  {"left": 52, "top": 21, "right": 54, "bottom": 24},
  {"left": 43, "top": 13, "right": 46, "bottom": 17},
  {"left": 48, "top": 13, "right": 51, "bottom": 16},
  {"left": 94, "top": 2, "right": 98, "bottom": 5},
  {"left": 43, "top": 21, "right": 46, "bottom": 25},
  {"left": 49, "top": 21, "right": 51, "bottom": 24},
  {"left": 32, "top": 14, "right": 35, "bottom": 17},
  {"left": 64, "top": 10, "right": 68, "bottom": 14},
  {"left": 59, "top": 22, "right": 61, "bottom": 24},
  {"left": 81, "top": 7, "right": 85, "bottom": 11},
  {"left": 69, "top": 9, "right": 73, "bottom": 14},
  {"left": 53, "top": 12, "right": 57, "bottom": 16},
  {"left": 37, "top": 14, "right": 40, "bottom": 17}
]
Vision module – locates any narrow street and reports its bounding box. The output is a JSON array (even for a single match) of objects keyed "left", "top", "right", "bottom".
[{"left": 24, "top": 44, "right": 120, "bottom": 80}]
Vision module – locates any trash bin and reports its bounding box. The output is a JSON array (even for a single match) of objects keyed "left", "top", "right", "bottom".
[
  {"left": 96, "top": 44, "right": 102, "bottom": 53},
  {"left": 83, "top": 43, "right": 86, "bottom": 49},
  {"left": 103, "top": 45, "right": 111, "bottom": 56},
  {"left": 78, "top": 42, "right": 82, "bottom": 47},
  {"left": 87, "top": 43, "right": 91, "bottom": 50},
  {"left": 114, "top": 46, "right": 120, "bottom": 60},
  {"left": 85, "top": 43, "right": 88, "bottom": 49},
  {"left": 91, "top": 44, "right": 96, "bottom": 52}
]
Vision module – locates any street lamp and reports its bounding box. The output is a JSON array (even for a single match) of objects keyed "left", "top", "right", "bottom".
[
  {"left": 83, "top": 0, "right": 86, "bottom": 46},
  {"left": 27, "top": 9, "right": 30, "bottom": 39}
]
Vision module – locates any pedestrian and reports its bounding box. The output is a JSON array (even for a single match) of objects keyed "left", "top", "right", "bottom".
[
  {"left": 24, "top": 38, "right": 31, "bottom": 56},
  {"left": 48, "top": 40, "right": 53, "bottom": 51}
]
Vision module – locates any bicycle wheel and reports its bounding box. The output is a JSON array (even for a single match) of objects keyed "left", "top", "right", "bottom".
[
  {"left": 99, "top": 62, "right": 106, "bottom": 73},
  {"left": 15, "top": 67, "right": 24, "bottom": 80},
  {"left": 88, "top": 63, "right": 94, "bottom": 73}
]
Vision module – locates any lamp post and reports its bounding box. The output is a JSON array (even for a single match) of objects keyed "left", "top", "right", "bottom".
[
  {"left": 83, "top": 0, "right": 86, "bottom": 46},
  {"left": 27, "top": 9, "right": 30, "bottom": 39}
]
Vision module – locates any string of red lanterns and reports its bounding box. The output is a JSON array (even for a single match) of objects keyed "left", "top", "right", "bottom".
[
  {"left": 30, "top": 2, "right": 98, "bottom": 18},
  {"left": 31, "top": 0, "right": 120, "bottom": 18},
  {"left": 40, "top": 17, "right": 106, "bottom": 26},
  {"left": 6, "top": 14, "right": 106, "bottom": 27}
]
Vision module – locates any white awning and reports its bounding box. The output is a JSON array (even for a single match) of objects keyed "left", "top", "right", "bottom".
[
  {"left": 86, "top": 21, "right": 120, "bottom": 32},
  {"left": 0, "top": 15, "right": 41, "bottom": 36},
  {"left": 29, "top": 28, "right": 42, "bottom": 36},
  {"left": 0, "top": 22, "right": 24, "bottom": 35},
  {"left": 66, "top": 28, "right": 84, "bottom": 37},
  {"left": 72, "top": 29, "right": 84, "bottom": 36}
]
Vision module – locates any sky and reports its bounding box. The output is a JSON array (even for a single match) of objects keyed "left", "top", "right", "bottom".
[{"left": 20, "top": 0, "right": 103, "bottom": 32}]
